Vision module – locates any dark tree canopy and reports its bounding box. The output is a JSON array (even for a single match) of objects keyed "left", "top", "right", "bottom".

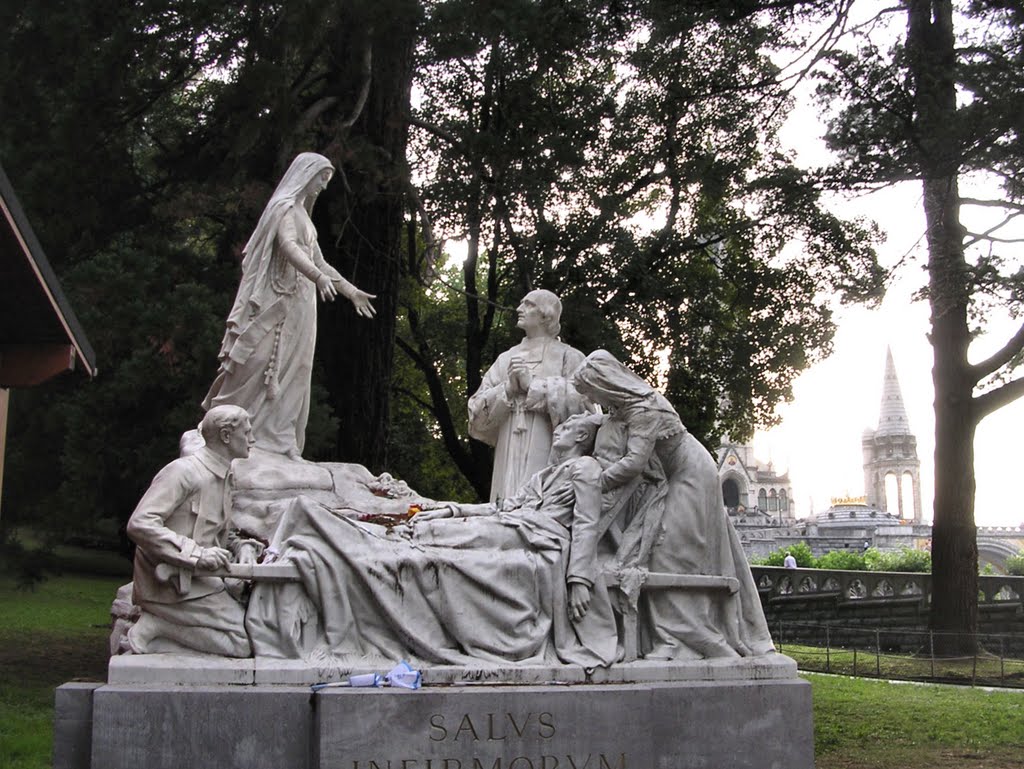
[
  {"left": 1, "top": 1, "right": 884, "bottom": 548},
  {"left": 398, "top": 0, "right": 882, "bottom": 498},
  {"left": 1, "top": 0, "right": 419, "bottom": 540}
]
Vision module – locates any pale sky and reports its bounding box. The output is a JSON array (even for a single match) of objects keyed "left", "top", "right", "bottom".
[{"left": 752, "top": 98, "right": 1024, "bottom": 529}]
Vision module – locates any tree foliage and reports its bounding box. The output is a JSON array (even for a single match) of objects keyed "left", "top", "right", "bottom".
[
  {"left": 1005, "top": 552, "right": 1024, "bottom": 577},
  {"left": 865, "top": 546, "right": 931, "bottom": 573},
  {"left": 397, "top": 0, "right": 883, "bottom": 497},
  {"left": 1, "top": 1, "right": 885, "bottom": 549},
  {"left": 754, "top": 544, "right": 931, "bottom": 572},
  {"left": 815, "top": 549, "right": 868, "bottom": 570},
  {"left": 1, "top": 1, "right": 416, "bottom": 543}
]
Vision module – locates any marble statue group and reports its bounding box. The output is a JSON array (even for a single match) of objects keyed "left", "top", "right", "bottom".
[{"left": 115, "top": 153, "right": 775, "bottom": 669}]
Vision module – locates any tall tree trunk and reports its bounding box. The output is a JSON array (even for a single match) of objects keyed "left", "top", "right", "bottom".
[
  {"left": 906, "top": 0, "right": 979, "bottom": 653},
  {"left": 925, "top": 173, "right": 979, "bottom": 653},
  {"left": 316, "top": 3, "right": 418, "bottom": 471}
]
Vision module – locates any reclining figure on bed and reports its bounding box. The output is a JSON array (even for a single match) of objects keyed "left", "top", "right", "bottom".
[{"left": 245, "top": 412, "right": 622, "bottom": 667}]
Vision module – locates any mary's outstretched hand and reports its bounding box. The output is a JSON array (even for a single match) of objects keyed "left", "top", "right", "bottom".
[
  {"left": 343, "top": 285, "right": 377, "bottom": 318},
  {"left": 317, "top": 275, "right": 339, "bottom": 302}
]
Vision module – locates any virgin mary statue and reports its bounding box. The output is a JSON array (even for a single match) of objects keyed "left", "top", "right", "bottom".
[{"left": 203, "top": 152, "right": 375, "bottom": 459}]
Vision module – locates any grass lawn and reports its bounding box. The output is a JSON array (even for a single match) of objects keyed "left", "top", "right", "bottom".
[
  {"left": 0, "top": 573, "right": 122, "bottom": 769},
  {"left": 811, "top": 673, "right": 1024, "bottom": 768},
  {"left": 1, "top": 574, "right": 1022, "bottom": 768}
]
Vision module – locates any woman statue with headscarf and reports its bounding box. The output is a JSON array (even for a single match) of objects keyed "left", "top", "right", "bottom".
[
  {"left": 203, "top": 152, "right": 375, "bottom": 459},
  {"left": 572, "top": 350, "right": 775, "bottom": 661}
]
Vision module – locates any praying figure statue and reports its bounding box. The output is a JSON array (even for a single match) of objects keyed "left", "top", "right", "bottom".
[{"left": 468, "top": 290, "right": 594, "bottom": 502}]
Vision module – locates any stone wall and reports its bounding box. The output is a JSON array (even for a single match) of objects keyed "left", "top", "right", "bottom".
[{"left": 751, "top": 566, "right": 1024, "bottom": 655}]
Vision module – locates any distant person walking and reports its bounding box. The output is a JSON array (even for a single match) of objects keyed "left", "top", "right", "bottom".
[{"left": 783, "top": 552, "right": 797, "bottom": 569}]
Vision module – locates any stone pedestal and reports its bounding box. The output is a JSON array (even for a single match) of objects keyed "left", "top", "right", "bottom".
[{"left": 56, "top": 656, "right": 814, "bottom": 769}]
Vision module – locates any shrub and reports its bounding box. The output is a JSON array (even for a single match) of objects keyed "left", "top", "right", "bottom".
[
  {"left": 754, "top": 541, "right": 816, "bottom": 567},
  {"left": 864, "top": 547, "right": 931, "bottom": 573},
  {"left": 1006, "top": 552, "right": 1024, "bottom": 576},
  {"left": 816, "top": 549, "right": 868, "bottom": 571}
]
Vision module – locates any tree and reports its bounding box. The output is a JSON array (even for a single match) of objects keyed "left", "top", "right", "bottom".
[
  {"left": 1006, "top": 552, "right": 1024, "bottom": 577},
  {"left": 393, "top": 0, "right": 883, "bottom": 498},
  {"left": 816, "top": 0, "right": 1024, "bottom": 651},
  {"left": 0, "top": 1, "right": 420, "bottom": 543},
  {"left": 864, "top": 546, "right": 931, "bottom": 573},
  {"left": 815, "top": 549, "right": 867, "bottom": 570},
  {"left": 0, "top": 0, "right": 243, "bottom": 543},
  {"left": 2, "top": 0, "right": 887, "bottom": 561}
]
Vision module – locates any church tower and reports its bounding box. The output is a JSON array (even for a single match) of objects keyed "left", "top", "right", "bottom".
[{"left": 861, "top": 348, "right": 922, "bottom": 521}]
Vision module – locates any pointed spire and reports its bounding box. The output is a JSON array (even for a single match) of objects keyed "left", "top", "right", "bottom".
[{"left": 876, "top": 347, "right": 912, "bottom": 436}]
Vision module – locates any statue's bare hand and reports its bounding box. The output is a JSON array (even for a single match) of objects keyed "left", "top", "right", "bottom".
[
  {"left": 412, "top": 506, "right": 454, "bottom": 523},
  {"left": 342, "top": 285, "right": 377, "bottom": 318},
  {"left": 506, "top": 356, "right": 530, "bottom": 396},
  {"left": 197, "top": 547, "right": 232, "bottom": 571},
  {"left": 317, "top": 275, "right": 338, "bottom": 302},
  {"left": 568, "top": 582, "right": 592, "bottom": 623}
]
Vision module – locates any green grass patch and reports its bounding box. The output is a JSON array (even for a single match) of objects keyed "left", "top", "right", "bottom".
[
  {"left": 4, "top": 527, "right": 132, "bottom": 578},
  {"left": 0, "top": 573, "right": 127, "bottom": 635},
  {"left": 0, "top": 574, "right": 121, "bottom": 769},
  {"left": 809, "top": 672, "right": 1024, "bottom": 768}
]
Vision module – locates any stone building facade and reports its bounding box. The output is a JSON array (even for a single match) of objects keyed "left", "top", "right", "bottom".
[
  {"left": 729, "top": 349, "right": 1023, "bottom": 570},
  {"left": 861, "top": 348, "right": 923, "bottom": 522},
  {"left": 717, "top": 442, "right": 796, "bottom": 524}
]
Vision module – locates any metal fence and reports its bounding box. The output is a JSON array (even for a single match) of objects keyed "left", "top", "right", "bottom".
[{"left": 773, "top": 620, "right": 1024, "bottom": 688}]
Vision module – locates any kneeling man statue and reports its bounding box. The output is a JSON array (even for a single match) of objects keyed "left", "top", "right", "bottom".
[{"left": 125, "top": 404, "right": 259, "bottom": 657}]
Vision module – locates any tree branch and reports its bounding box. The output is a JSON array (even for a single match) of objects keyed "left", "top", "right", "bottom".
[
  {"left": 407, "top": 115, "right": 464, "bottom": 150},
  {"left": 964, "top": 233, "right": 1024, "bottom": 245},
  {"left": 280, "top": 95, "right": 340, "bottom": 169},
  {"left": 960, "top": 197, "right": 1024, "bottom": 212},
  {"left": 762, "top": 0, "right": 856, "bottom": 125},
  {"left": 974, "top": 374, "right": 1024, "bottom": 423},
  {"left": 338, "top": 34, "right": 373, "bottom": 132},
  {"left": 963, "top": 209, "right": 1024, "bottom": 247},
  {"left": 392, "top": 384, "right": 435, "bottom": 415},
  {"left": 970, "top": 321, "right": 1024, "bottom": 381},
  {"left": 397, "top": 314, "right": 487, "bottom": 497},
  {"left": 405, "top": 182, "right": 442, "bottom": 282}
]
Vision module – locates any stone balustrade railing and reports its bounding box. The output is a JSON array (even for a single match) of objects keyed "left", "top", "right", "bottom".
[
  {"left": 750, "top": 566, "right": 1024, "bottom": 606},
  {"left": 976, "top": 526, "right": 1024, "bottom": 535}
]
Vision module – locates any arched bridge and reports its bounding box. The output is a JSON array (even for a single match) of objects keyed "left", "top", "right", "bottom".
[{"left": 977, "top": 527, "right": 1024, "bottom": 571}]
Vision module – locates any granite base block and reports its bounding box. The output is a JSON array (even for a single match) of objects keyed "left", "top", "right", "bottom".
[
  {"left": 78, "top": 676, "right": 812, "bottom": 769},
  {"left": 108, "top": 652, "right": 255, "bottom": 684},
  {"left": 90, "top": 685, "right": 314, "bottom": 769},
  {"left": 316, "top": 680, "right": 813, "bottom": 769},
  {"left": 53, "top": 682, "right": 102, "bottom": 769}
]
